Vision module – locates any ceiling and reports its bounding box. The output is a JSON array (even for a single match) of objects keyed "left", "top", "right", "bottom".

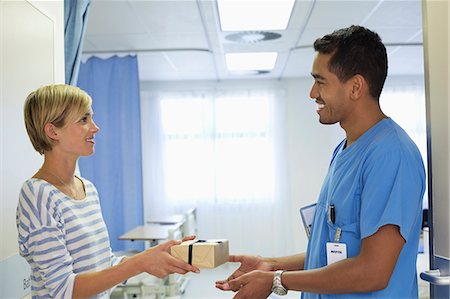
[{"left": 82, "top": 0, "right": 425, "bottom": 82}]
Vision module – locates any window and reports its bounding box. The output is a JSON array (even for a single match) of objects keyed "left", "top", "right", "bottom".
[
  {"left": 380, "top": 85, "right": 427, "bottom": 160},
  {"left": 380, "top": 82, "right": 428, "bottom": 208},
  {"left": 159, "top": 92, "right": 277, "bottom": 203}
]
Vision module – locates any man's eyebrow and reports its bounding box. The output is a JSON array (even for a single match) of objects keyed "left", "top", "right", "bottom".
[{"left": 311, "top": 73, "right": 325, "bottom": 80}]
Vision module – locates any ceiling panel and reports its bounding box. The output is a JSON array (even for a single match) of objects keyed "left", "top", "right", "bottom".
[
  {"left": 83, "top": 0, "right": 425, "bottom": 81},
  {"left": 362, "top": 0, "right": 423, "bottom": 28},
  {"left": 374, "top": 28, "right": 423, "bottom": 44},
  {"left": 282, "top": 47, "right": 316, "bottom": 78},
  {"left": 85, "top": 1, "right": 146, "bottom": 35},
  {"left": 129, "top": 0, "right": 205, "bottom": 33},
  {"left": 84, "top": 34, "right": 146, "bottom": 52},
  {"left": 305, "top": 1, "right": 379, "bottom": 29},
  {"left": 138, "top": 51, "right": 216, "bottom": 81}
]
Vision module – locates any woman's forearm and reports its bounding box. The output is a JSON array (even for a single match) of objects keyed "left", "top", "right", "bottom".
[{"left": 72, "top": 256, "right": 140, "bottom": 298}]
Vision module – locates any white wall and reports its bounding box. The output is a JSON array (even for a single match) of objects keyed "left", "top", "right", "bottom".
[
  {"left": 284, "top": 78, "right": 344, "bottom": 251},
  {"left": 141, "top": 74, "right": 427, "bottom": 254},
  {"left": 140, "top": 78, "right": 344, "bottom": 253},
  {"left": 423, "top": 0, "right": 449, "bottom": 268},
  {"left": 0, "top": 0, "right": 64, "bottom": 261}
]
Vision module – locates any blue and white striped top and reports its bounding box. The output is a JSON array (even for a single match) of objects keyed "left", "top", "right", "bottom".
[{"left": 16, "top": 177, "right": 122, "bottom": 298}]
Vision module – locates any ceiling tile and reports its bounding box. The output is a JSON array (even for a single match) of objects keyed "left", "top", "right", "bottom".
[
  {"left": 362, "top": 0, "right": 422, "bottom": 28},
  {"left": 83, "top": 0, "right": 425, "bottom": 81},
  {"left": 282, "top": 47, "right": 315, "bottom": 78},
  {"left": 85, "top": 1, "right": 146, "bottom": 35},
  {"left": 138, "top": 51, "right": 216, "bottom": 81},
  {"left": 129, "top": 0, "right": 205, "bottom": 33}
]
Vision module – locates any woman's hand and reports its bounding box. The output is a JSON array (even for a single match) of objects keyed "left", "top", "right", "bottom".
[{"left": 132, "top": 238, "right": 200, "bottom": 278}]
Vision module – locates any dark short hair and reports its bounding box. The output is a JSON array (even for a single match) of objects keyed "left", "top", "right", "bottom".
[{"left": 313, "top": 25, "right": 388, "bottom": 99}]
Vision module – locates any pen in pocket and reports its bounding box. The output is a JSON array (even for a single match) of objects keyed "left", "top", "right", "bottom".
[{"left": 329, "top": 204, "right": 335, "bottom": 224}]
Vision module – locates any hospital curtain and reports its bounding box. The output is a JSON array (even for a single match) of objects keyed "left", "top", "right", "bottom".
[
  {"left": 64, "top": 0, "right": 91, "bottom": 85},
  {"left": 141, "top": 89, "right": 292, "bottom": 257},
  {"left": 77, "top": 55, "right": 144, "bottom": 252}
]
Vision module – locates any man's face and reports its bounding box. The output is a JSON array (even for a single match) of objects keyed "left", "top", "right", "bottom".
[{"left": 309, "top": 53, "right": 353, "bottom": 125}]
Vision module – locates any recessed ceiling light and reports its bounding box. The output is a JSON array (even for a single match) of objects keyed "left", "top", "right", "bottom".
[
  {"left": 217, "top": 0, "right": 295, "bottom": 31},
  {"left": 225, "top": 52, "right": 278, "bottom": 71},
  {"left": 225, "top": 31, "right": 282, "bottom": 43}
]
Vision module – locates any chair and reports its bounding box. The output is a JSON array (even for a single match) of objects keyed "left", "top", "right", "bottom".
[
  {"left": 182, "top": 208, "right": 197, "bottom": 237},
  {"left": 113, "top": 208, "right": 198, "bottom": 298}
]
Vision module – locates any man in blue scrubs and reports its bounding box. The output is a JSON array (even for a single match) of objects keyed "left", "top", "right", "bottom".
[{"left": 216, "top": 25, "right": 426, "bottom": 299}]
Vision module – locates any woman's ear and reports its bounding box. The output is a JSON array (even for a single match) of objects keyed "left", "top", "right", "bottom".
[{"left": 44, "top": 123, "right": 59, "bottom": 141}]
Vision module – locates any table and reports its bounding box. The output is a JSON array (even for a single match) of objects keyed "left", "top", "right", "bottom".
[
  {"left": 118, "top": 223, "right": 181, "bottom": 242},
  {"left": 146, "top": 214, "right": 185, "bottom": 225}
]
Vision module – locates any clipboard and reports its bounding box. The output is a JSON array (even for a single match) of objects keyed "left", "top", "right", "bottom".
[{"left": 299, "top": 203, "right": 316, "bottom": 239}]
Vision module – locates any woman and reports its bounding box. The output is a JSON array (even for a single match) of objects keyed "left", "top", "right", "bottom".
[{"left": 16, "top": 84, "right": 199, "bottom": 298}]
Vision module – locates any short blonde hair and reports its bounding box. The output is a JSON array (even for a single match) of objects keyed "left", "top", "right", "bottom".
[{"left": 24, "top": 84, "right": 92, "bottom": 154}]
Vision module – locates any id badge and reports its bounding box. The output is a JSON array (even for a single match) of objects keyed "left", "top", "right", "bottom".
[{"left": 326, "top": 242, "right": 347, "bottom": 265}]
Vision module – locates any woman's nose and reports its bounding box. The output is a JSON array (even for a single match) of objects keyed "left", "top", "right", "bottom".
[{"left": 91, "top": 120, "right": 100, "bottom": 133}]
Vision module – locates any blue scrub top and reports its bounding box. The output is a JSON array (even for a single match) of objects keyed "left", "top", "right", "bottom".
[{"left": 302, "top": 118, "right": 426, "bottom": 299}]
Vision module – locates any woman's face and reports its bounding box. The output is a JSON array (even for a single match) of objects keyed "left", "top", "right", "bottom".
[{"left": 54, "top": 109, "right": 100, "bottom": 157}]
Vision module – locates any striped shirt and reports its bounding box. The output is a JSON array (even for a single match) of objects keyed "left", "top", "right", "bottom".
[{"left": 16, "top": 177, "right": 122, "bottom": 298}]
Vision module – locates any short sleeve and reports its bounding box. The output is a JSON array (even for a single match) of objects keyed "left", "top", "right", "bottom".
[
  {"left": 359, "top": 149, "right": 425, "bottom": 242},
  {"left": 110, "top": 250, "right": 125, "bottom": 267},
  {"left": 16, "top": 181, "right": 76, "bottom": 298}
]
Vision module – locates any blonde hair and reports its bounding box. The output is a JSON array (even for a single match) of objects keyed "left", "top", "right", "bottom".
[{"left": 24, "top": 84, "right": 92, "bottom": 154}]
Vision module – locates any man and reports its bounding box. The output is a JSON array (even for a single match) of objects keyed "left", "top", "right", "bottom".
[{"left": 216, "top": 25, "right": 426, "bottom": 299}]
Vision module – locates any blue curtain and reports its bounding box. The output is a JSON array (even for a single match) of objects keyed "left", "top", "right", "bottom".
[
  {"left": 77, "top": 56, "right": 144, "bottom": 252},
  {"left": 65, "top": 0, "right": 91, "bottom": 85}
]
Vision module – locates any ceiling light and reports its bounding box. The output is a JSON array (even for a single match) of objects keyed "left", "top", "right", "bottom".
[
  {"left": 225, "top": 52, "right": 278, "bottom": 71},
  {"left": 225, "top": 31, "right": 282, "bottom": 43},
  {"left": 217, "top": 0, "right": 295, "bottom": 31}
]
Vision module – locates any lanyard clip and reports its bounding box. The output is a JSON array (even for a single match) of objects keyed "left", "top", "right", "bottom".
[{"left": 334, "top": 227, "right": 342, "bottom": 242}]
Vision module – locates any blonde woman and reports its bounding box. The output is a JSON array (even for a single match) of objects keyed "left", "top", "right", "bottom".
[{"left": 17, "top": 84, "right": 199, "bottom": 298}]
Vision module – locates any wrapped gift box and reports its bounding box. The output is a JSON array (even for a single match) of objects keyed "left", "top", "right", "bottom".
[{"left": 170, "top": 239, "right": 229, "bottom": 268}]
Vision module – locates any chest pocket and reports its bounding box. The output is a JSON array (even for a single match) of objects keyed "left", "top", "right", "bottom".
[{"left": 327, "top": 219, "right": 361, "bottom": 258}]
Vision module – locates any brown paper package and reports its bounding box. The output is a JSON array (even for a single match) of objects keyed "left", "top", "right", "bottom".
[{"left": 170, "top": 239, "right": 229, "bottom": 268}]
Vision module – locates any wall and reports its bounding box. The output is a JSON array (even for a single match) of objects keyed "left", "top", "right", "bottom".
[
  {"left": 140, "top": 78, "right": 344, "bottom": 253},
  {"left": 0, "top": 0, "right": 64, "bottom": 297},
  {"left": 141, "top": 74, "right": 427, "bottom": 253},
  {"left": 422, "top": 0, "right": 450, "bottom": 297},
  {"left": 283, "top": 78, "right": 344, "bottom": 251}
]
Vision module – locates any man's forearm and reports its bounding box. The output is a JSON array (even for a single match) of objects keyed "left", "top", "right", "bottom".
[
  {"left": 280, "top": 224, "right": 404, "bottom": 295},
  {"left": 263, "top": 252, "right": 306, "bottom": 271},
  {"left": 280, "top": 255, "right": 383, "bottom": 294}
]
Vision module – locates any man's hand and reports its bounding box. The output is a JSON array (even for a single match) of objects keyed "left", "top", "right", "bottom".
[
  {"left": 223, "top": 270, "right": 274, "bottom": 299},
  {"left": 216, "top": 255, "right": 273, "bottom": 291}
]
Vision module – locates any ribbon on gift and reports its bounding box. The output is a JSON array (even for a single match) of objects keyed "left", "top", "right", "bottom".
[{"left": 188, "top": 240, "right": 223, "bottom": 265}]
